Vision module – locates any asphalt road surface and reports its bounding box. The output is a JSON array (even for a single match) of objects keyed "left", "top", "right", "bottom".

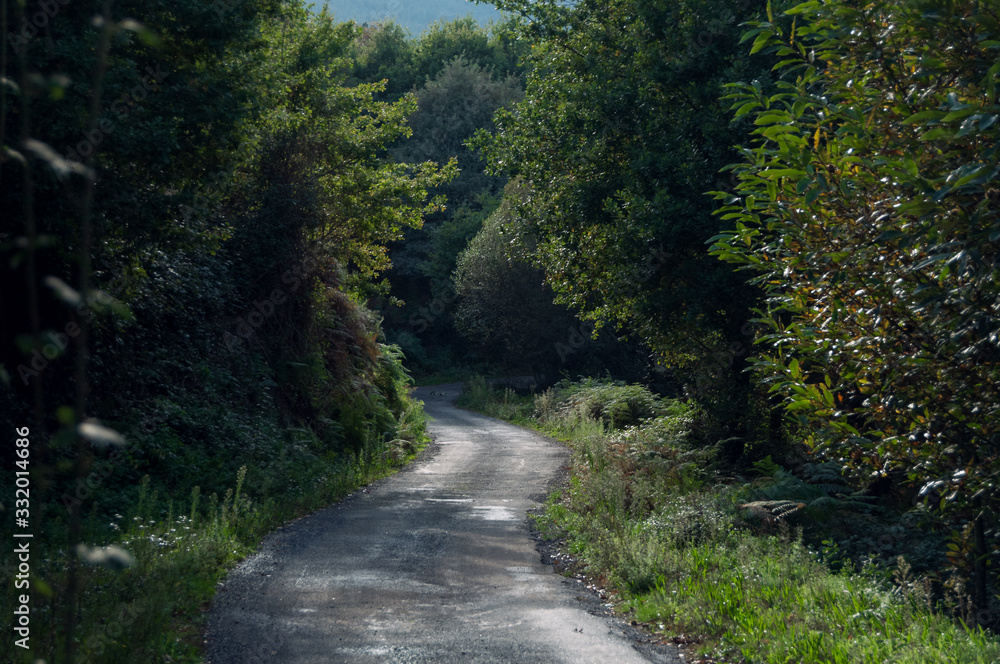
[{"left": 205, "top": 384, "right": 680, "bottom": 663}]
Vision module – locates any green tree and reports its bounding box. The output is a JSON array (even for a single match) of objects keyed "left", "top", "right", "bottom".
[
  {"left": 222, "top": 4, "right": 456, "bottom": 440},
  {"left": 350, "top": 21, "right": 419, "bottom": 96},
  {"left": 1, "top": 3, "right": 454, "bottom": 657},
  {"left": 392, "top": 56, "right": 522, "bottom": 208},
  {"left": 377, "top": 54, "right": 523, "bottom": 374},
  {"left": 2, "top": 1, "right": 290, "bottom": 659},
  {"left": 454, "top": 182, "right": 648, "bottom": 378},
  {"left": 387, "top": 55, "right": 523, "bottom": 281},
  {"left": 409, "top": 16, "right": 522, "bottom": 85},
  {"left": 350, "top": 16, "right": 526, "bottom": 98},
  {"left": 454, "top": 186, "right": 576, "bottom": 372},
  {"left": 711, "top": 0, "right": 1000, "bottom": 607},
  {"left": 473, "top": 0, "right": 773, "bottom": 430}
]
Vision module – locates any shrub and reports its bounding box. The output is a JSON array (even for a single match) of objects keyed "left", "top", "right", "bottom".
[{"left": 536, "top": 379, "right": 671, "bottom": 430}]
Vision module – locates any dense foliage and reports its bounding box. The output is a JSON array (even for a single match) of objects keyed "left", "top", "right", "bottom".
[
  {"left": 469, "top": 0, "right": 793, "bottom": 442},
  {"left": 454, "top": 182, "right": 651, "bottom": 378},
  {"left": 2, "top": 0, "right": 998, "bottom": 659},
  {"left": 1, "top": 1, "right": 449, "bottom": 660},
  {"left": 347, "top": 18, "right": 529, "bottom": 374},
  {"left": 711, "top": 0, "right": 1000, "bottom": 608},
  {"left": 474, "top": 0, "right": 769, "bottom": 363},
  {"left": 474, "top": 0, "right": 999, "bottom": 626}
]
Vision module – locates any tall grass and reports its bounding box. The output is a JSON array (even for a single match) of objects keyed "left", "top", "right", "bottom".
[
  {"left": 1, "top": 405, "right": 427, "bottom": 664},
  {"left": 470, "top": 378, "right": 1000, "bottom": 663},
  {"left": 455, "top": 375, "right": 536, "bottom": 422}
]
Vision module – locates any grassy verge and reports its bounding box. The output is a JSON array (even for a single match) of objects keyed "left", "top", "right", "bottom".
[
  {"left": 459, "top": 376, "right": 1000, "bottom": 664},
  {"left": 2, "top": 397, "right": 428, "bottom": 664},
  {"left": 455, "top": 375, "right": 536, "bottom": 423}
]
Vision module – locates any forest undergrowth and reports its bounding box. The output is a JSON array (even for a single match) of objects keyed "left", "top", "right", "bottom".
[{"left": 1, "top": 388, "right": 427, "bottom": 664}]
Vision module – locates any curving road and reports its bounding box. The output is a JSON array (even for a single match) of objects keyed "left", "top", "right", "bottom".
[{"left": 205, "top": 384, "right": 679, "bottom": 664}]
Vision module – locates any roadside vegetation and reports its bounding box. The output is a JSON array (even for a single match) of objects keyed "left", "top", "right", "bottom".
[
  {"left": 4, "top": 0, "right": 1000, "bottom": 661},
  {"left": 460, "top": 378, "right": 1000, "bottom": 663},
  {"left": 2, "top": 2, "right": 438, "bottom": 662},
  {"left": 3, "top": 417, "right": 426, "bottom": 663}
]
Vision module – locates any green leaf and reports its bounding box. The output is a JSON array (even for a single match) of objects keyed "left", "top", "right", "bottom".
[
  {"left": 754, "top": 112, "right": 791, "bottom": 125},
  {"left": 56, "top": 406, "right": 76, "bottom": 426},
  {"left": 734, "top": 101, "right": 762, "bottom": 118},
  {"left": 764, "top": 168, "right": 806, "bottom": 179},
  {"left": 874, "top": 230, "right": 906, "bottom": 243},
  {"left": 950, "top": 164, "right": 993, "bottom": 189},
  {"left": 902, "top": 110, "right": 947, "bottom": 125},
  {"left": 750, "top": 31, "right": 773, "bottom": 55},
  {"left": 941, "top": 107, "right": 977, "bottom": 123},
  {"left": 32, "top": 577, "right": 54, "bottom": 598},
  {"left": 920, "top": 127, "right": 957, "bottom": 141}
]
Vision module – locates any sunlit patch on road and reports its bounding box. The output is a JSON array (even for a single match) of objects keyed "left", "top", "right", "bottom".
[{"left": 470, "top": 505, "right": 518, "bottom": 521}]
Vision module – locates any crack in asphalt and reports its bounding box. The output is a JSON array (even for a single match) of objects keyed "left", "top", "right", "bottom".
[{"left": 204, "top": 384, "right": 682, "bottom": 663}]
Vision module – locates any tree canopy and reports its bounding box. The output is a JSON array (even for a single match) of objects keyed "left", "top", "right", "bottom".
[{"left": 473, "top": 0, "right": 772, "bottom": 370}]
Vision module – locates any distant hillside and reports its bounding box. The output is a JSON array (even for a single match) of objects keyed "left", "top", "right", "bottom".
[{"left": 319, "top": 0, "right": 501, "bottom": 34}]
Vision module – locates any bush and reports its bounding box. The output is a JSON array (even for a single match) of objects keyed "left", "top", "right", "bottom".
[{"left": 535, "top": 379, "right": 672, "bottom": 430}]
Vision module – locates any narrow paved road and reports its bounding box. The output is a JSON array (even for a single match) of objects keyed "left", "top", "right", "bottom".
[{"left": 205, "top": 384, "right": 679, "bottom": 663}]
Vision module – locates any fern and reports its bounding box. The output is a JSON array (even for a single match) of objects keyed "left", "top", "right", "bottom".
[
  {"left": 751, "top": 466, "right": 878, "bottom": 517},
  {"left": 740, "top": 500, "right": 806, "bottom": 522}
]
